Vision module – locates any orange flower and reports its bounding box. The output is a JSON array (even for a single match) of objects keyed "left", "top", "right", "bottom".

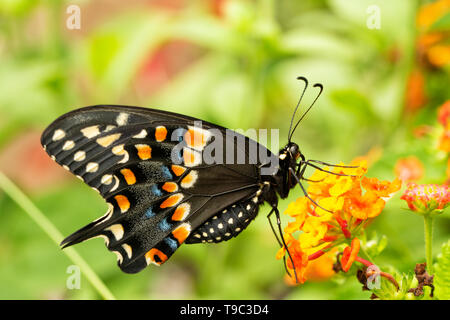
[
  {"left": 276, "top": 158, "right": 401, "bottom": 284},
  {"left": 394, "top": 156, "right": 424, "bottom": 182},
  {"left": 416, "top": 0, "right": 450, "bottom": 67},
  {"left": 304, "top": 248, "right": 337, "bottom": 282},
  {"left": 341, "top": 238, "right": 361, "bottom": 272},
  {"left": 344, "top": 191, "right": 387, "bottom": 220},
  {"left": 405, "top": 69, "right": 427, "bottom": 112},
  {"left": 417, "top": 0, "right": 450, "bottom": 29}
]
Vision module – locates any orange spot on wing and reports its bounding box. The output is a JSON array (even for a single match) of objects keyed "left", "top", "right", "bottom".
[
  {"left": 172, "top": 223, "right": 191, "bottom": 244},
  {"left": 162, "top": 182, "right": 178, "bottom": 193},
  {"left": 155, "top": 126, "right": 167, "bottom": 142},
  {"left": 145, "top": 248, "right": 168, "bottom": 265},
  {"left": 181, "top": 172, "right": 195, "bottom": 186},
  {"left": 172, "top": 203, "right": 190, "bottom": 221},
  {"left": 184, "top": 128, "right": 207, "bottom": 148},
  {"left": 183, "top": 148, "right": 198, "bottom": 166},
  {"left": 160, "top": 194, "right": 183, "bottom": 208},
  {"left": 120, "top": 168, "right": 136, "bottom": 185},
  {"left": 171, "top": 165, "right": 186, "bottom": 176},
  {"left": 136, "top": 144, "right": 152, "bottom": 160},
  {"left": 114, "top": 195, "right": 130, "bottom": 213}
]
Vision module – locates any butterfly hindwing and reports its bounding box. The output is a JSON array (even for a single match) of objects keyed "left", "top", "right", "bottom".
[{"left": 41, "top": 105, "right": 269, "bottom": 273}]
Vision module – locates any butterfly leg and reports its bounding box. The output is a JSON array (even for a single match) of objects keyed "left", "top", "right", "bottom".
[{"left": 267, "top": 205, "right": 298, "bottom": 283}]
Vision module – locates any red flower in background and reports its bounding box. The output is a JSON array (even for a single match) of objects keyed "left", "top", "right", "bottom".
[
  {"left": 394, "top": 156, "right": 424, "bottom": 182},
  {"left": 0, "top": 131, "right": 70, "bottom": 193},
  {"left": 437, "top": 101, "right": 450, "bottom": 152}
]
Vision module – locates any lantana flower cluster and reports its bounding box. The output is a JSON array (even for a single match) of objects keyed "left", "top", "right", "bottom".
[
  {"left": 401, "top": 183, "right": 450, "bottom": 216},
  {"left": 276, "top": 160, "right": 401, "bottom": 284}
]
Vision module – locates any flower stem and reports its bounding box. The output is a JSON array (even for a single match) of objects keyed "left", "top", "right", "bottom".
[
  {"left": 423, "top": 214, "right": 434, "bottom": 274},
  {"left": 0, "top": 172, "right": 116, "bottom": 300}
]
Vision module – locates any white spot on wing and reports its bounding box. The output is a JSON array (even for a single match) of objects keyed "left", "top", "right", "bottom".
[
  {"left": 86, "top": 162, "right": 99, "bottom": 173},
  {"left": 81, "top": 125, "right": 100, "bottom": 139},
  {"left": 74, "top": 150, "right": 86, "bottom": 162},
  {"left": 105, "top": 224, "right": 124, "bottom": 241},
  {"left": 116, "top": 113, "right": 129, "bottom": 126},
  {"left": 101, "top": 174, "right": 113, "bottom": 185},
  {"left": 62, "top": 140, "right": 75, "bottom": 151},
  {"left": 52, "top": 129, "right": 65, "bottom": 141},
  {"left": 133, "top": 129, "right": 147, "bottom": 138},
  {"left": 122, "top": 244, "right": 132, "bottom": 259}
]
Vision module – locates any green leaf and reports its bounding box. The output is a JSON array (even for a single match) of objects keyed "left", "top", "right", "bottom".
[
  {"left": 329, "top": 88, "right": 377, "bottom": 122},
  {"left": 434, "top": 240, "right": 450, "bottom": 300},
  {"left": 430, "top": 12, "right": 450, "bottom": 31}
]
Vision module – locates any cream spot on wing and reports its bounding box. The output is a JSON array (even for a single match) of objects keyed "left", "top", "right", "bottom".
[
  {"left": 105, "top": 224, "right": 124, "bottom": 241},
  {"left": 122, "top": 244, "right": 132, "bottom": 259},
  {"left": 81, "top": 125, "right": 100, "bottom": 139},
  {"left": 97, "top": 133, "right": 121, "bottom": 147},
  {"left": 116, "top": 113, "right": 129, "bottom": 126},
  {"left": 109, "top": 175, "right": 120, "bottom": 192},
  {"left": 74, "top": 150, "right": 86, "bottom": 162},
  {"left": 133, "top": 129, "right": 147, "bottom": 138},
  {"left": 52, "top": 129, "right": 65, "bottom": 141},
  {"left": 62, "top": 140, "right": 75, "bottom": 151},
  {"left": 86, "top": 162, "right": 99, "bottom": 173},
  {"left": 112, "top": 144, "right": 129, "bottom": 164},
  {"left": 101, "top": 174, "right": 113, "bottom": 185}
]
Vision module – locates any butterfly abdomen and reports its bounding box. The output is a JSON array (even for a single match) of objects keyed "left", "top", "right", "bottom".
[{"left": 186, "top": 195, "right": 262, "bottom": 244}]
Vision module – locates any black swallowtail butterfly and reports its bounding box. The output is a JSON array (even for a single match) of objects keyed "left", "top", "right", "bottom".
[{"left": 41, "top": 77, "right": 345, "bottom": 276}]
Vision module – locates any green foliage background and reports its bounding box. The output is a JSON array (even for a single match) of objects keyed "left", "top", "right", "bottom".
[{"left": 0, "top": 0, "right": 449, "bottom": 299}]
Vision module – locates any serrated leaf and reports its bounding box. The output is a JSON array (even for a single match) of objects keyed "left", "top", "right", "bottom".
[{"left": 435, "top": 240, "right": 450, "bottom": 300}]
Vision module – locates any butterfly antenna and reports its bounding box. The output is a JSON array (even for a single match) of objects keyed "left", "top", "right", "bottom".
[
  {"left": 288, "top": 77, "right": 309, "bottom": 143},
  {"left": 288, "top": 82, "right": 324, "bottom": 142}
]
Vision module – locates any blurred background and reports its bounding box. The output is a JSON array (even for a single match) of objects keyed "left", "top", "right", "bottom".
[{"left": 0, "top": 0, "right": 449, "bottom": 299}]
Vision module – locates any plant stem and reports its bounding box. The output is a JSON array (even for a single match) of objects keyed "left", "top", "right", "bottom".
[
  {"left": 423, "top": 214, "right": 434, "bottom": 274},
  {"left": 0, "top": 172, "right": 116, "bottom": 300}
]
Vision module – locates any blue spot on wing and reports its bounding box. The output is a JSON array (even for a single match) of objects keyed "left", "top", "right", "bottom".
[
  {"left": 164, "top": 237, "right": 178, "bottom": 251},
  {"left": 158, "top": 218, "right": 171, "bottom": 232},
  {"left": 144, "top": 206, "right": 155, "bottom": 219},
  {"left": 161, "top": 166, "right": 172, "bottom": 180},
  {"left": 151, "top": 184, "right": 162, "bottom": 197}
]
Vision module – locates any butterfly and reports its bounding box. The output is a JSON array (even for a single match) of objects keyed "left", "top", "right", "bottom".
[{"left": 41, "top": 77, "right": 347, "bottom": 277}]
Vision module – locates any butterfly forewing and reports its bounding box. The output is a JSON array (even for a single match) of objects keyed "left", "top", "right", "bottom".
[{"left": 41, "top": 105, "right": 268, "bottom": 273}]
